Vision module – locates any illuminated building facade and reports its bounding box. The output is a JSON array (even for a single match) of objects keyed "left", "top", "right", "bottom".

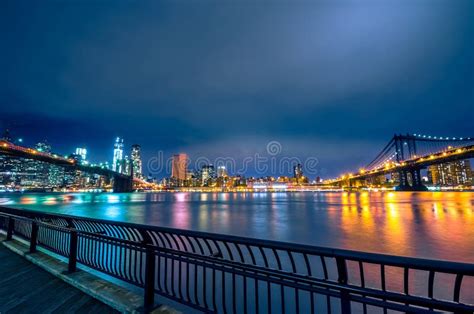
[
  {"left": 0, "top": 141, "right": 67, "bottom": 189},
  {"left": 171, "top": 154, "right": 188, "bottom": 185},
  {"left": 112, "top": 137, "right": 124, "bottom": 173},
  {"left": 123, "top": 156, "right": 131, "bottom": 176},
  {"left": 428, "top": 159, "right": 473, "bottom": 186},
  {"left": 293, "top": 163, "right": 303, "bottom": 183},
  {"left": 217, "top": 165, "right": 227, "bottom": 178},
  {"left": 75, "top": 148, "right": 87, "bottom": 164},
  {"left": 201, "top": 164, "right": 215, "bottom": 186},
  {"left": 131, "top": 144, "right": 143, "bottom": 179}
]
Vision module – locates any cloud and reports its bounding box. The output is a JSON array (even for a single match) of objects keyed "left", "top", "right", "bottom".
[{"left": 1, "top": 0, "right": 473, "bottom": 177}]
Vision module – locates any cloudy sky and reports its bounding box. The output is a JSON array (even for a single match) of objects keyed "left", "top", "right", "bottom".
[{"left": 2, "top": 0, "right": 473, "bottom": 177}]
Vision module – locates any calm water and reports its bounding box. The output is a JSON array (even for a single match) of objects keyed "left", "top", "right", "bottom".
[{"left": 1, "top": 191, "right": 473, "bottom": 263}]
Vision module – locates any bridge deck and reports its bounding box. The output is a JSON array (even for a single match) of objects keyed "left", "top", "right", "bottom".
[{"left": 0, "top": 241, "right": 117, "bottom": 314}]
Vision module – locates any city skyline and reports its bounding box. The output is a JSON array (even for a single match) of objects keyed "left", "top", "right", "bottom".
[
  {"left": 3, "top": 129, "right": 473, "bottom": 185},
  {"left": 1, "top": 130, "right": 473, "bottom": 191}
]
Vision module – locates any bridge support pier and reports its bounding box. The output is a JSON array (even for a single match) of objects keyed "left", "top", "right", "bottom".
[
  {"left": 396, "top": 170, "right": 411, "bottom": 191},
  {"left": 410, "top": 168, "right": 428, "bottom": 191},
  {"left": 113, "top": 176, "right": 133, "bottom": 193},
  {"left": 396, "top": 169, "right": 428, "bottom": 191}
]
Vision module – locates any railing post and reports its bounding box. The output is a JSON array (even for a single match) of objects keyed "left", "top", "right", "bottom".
[
  {"left": 336, "top": 256, "right": 351, "bottom": 314},
  {"left": 68, "top": 229, "right": 78, "bottom": 273},
  {"left": 144, "top": 244, "right": 156, "bottom": 312},
  {"left": 29, "top": 221, "right": 39, "bottom": 253},
  {"left": 6, "top": 217, "right": 15, "bottom": 240}
]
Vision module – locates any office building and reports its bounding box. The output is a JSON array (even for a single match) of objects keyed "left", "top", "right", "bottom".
[
  {"left": 75, "top": 148, "right": 87, "bottom": 164},
  {"left": 171, "top": 154, "right": 188, "bottom": 183},
  {"left": 428, "top": 160, "right": 473, "bottom": 186},
  {"left": 131, "top": 144, "right": 143, "bottom": 179},
  {"left": 112, "top": 137, "right": 124, "bottom": 173},
  {"left": 201, "top": 164, "right": 215, "bottom": 186},
  {"left": 217, "top": 165, "right": 227, "bottom": 178},
  {"left": 293, "top": 163, "right": 303, "bottom": 181}
]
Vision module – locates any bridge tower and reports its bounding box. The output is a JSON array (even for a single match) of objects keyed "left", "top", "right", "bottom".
[
  {"left": 394, "top": 134, "right": 410, "bottom": 190},
  {"left": 393, "top": 134, "right": 427, "bottom": 191}
]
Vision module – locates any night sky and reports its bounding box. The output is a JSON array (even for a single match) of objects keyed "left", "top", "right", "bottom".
[{"left": 2, "top": 1, "right": 473, "bottom": 178}]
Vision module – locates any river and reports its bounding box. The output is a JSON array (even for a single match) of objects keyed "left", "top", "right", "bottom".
[{"left": 0, "top": 191, "right": 473, "bottom": 263}]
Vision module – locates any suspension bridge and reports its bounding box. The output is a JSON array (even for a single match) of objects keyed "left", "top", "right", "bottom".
[
  {"left": 0, "top": 140, "right": 134, "bottom": 192},
  {"left": 327, "top": 133, "right": 474, "bottom": 191}
]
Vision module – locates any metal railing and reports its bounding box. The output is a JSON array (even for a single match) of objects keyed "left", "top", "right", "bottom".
[{"left": 0, "top": 206, "right": 473, "bottom": 313}]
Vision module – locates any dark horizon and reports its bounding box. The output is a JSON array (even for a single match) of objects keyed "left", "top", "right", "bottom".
[{"left": 2, "top": 0, "right": 473, "bottom": 178}]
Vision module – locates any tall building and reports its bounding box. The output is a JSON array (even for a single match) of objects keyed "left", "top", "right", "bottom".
[
  {"left": 428, "top": 160, "right": 473, "bottom": 186},
  {"left": 293, "top": 163, "right": 303, "bottom": 180},
  {"left": 217, "top": 165, "right": 227, "bottom": 178},
  {"left": 201, "top": 164, "right": 215, "bottom": 186},
  {"left": 131, "top": 144, "right": 143, "bottom": 179},
  {"left": 75, "top": 148, "right": 87, "bottom": 164},
  {"left": 171, "top": 154, "right": 188, "bottom": 183},
  {"left": 112, "top": 137, "right": 124, "bottom": 173}
]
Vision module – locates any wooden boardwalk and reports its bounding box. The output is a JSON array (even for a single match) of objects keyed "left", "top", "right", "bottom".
[{"left": 0, "top": 243, "right": 117, "bottom": 314}]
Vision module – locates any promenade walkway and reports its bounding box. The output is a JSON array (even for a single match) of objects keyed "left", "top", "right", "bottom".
[{"left": 0, "top": 243, "right": 117, "bottom": 314}]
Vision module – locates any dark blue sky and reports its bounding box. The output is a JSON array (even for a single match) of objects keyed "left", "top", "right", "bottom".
[{"left": 1, "top": 0, "right": 473, "bottom": 178}]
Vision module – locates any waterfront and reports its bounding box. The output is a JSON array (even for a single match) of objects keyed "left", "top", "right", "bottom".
[{"left": 1, "top": 191, "right": 473, "bottom": 263}]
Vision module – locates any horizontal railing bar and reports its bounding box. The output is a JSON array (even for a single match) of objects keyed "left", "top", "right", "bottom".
[
  {"left": 78, "top": 231, "right": 148, "bottom": 249},
  {"left": 153, "top": 246, "right": 474, "bottom": 313}
]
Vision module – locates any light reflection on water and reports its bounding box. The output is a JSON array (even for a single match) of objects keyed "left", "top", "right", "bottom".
[{"left": 0, "top": 191, "right": 473, "bottom": 262}]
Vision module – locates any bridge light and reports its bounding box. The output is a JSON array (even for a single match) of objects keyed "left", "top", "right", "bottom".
[
  {"left": 430, "top": 155, "right": 435, "bottom": 159},
  {"left": 443, "top": 152, "right": 447, "bottom": 156},
  {"left": 423, "top": 135, "right": 426, "bottom": 138},
  {"left": 428, "top": 136, "right": 431, "bottom": 139},
  {"left": 456, "top": 149, "right": 462, "bottom": 153}
]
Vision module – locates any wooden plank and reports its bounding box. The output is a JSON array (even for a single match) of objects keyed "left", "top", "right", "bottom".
[{"left": 0, "top": 245, "right": 116, "bottom": 313}]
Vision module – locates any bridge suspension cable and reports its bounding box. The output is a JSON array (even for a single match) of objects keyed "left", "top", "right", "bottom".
[{"left": 363, "top": 133, "right": 474, "bottom": 172}]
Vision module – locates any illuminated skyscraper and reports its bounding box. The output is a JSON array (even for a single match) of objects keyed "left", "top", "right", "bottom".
[
  {"left": 171, "top": 154, "right": 188, "bottom": 183},
  {"left": 217, "top": 165, "right": 227, "bottom": 178},
  {"left": 293, "top": 163, "right": 303, "bottom": 180},
  {"left": 75, "top": 147, "right": 87, "bottom": 164},
  {"left": 201, "top": 164, "right": 215, "bottom": 186},
  {"left": 131, "top": 144, "right": 143, "bottom": 179},
  {"left": 123, "top": 155, "right": 131, "bottom": 175},
  {"left": 112, "top": 137, "right": 124, "bottom": 173}
]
